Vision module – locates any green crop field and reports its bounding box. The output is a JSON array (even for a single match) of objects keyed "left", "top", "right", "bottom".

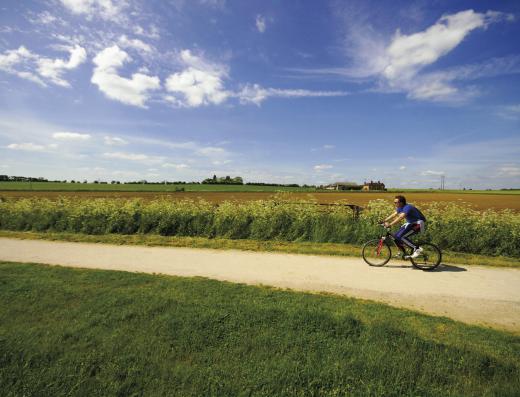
[
  {"left": 1, "top": 262, "right": 519, "bottom": 396},
  {"left": 0, "top": 181, "right": 320, "bottom": 192}
]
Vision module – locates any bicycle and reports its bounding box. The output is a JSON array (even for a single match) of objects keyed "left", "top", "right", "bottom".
[{"left": 361, "top": 223, "right": 442, "bottom": 271}]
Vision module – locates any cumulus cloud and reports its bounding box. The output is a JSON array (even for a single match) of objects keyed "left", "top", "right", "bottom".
[
  {"left": 59, "top": 0, "right": 125, "bottom": 20},
  {"left": 0, "top": 45, "right": 86, "bottom": 87},
  {"left": 237, "top": 84, "right": 348, "bottom": 105},
  {"left": 52, "top": 131, "right": 91, "bottom": 140},
  {"left": 104, "top": 136, "right": 128, "bottom": 145},
  {"left": 91, "top": 45, "right": 161, "bottom": 107},
  {"left": 165, "top": 50, "right": 230, "bottom": 107}
]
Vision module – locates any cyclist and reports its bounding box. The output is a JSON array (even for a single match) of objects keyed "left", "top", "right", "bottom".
[{"left": 382, "top": 195, "right": 426, "bottom": 258}]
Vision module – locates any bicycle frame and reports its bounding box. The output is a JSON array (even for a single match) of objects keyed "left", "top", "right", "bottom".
[{"left": 378, "top": 228, "right": 409, "bottom": 254}]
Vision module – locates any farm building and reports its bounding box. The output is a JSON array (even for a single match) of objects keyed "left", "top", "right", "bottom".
[
  {"left": 323, "top": 182, "right": 363, "bottom": 191},
  {"left": 362, "top": 180, "right": 386, "bottom": 191}
]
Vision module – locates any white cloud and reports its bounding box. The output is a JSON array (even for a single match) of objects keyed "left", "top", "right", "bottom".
[
  {"left": 0, "top": 46, "right": 45, "bottom": 86},
  {"left": 238, "top": 84, "right": 348, "bottom": 105},
  {"left": 36, "top": 45, "right": 86, "bottom": 87},
  {"left": 331, "top": 9, "right": 514, "bottom": 102},
  {"left": 118, "top": 35, "right": 152, "bottom": 54},
  {"left": 383, "top": 10, "right": 511, "bottom": 101},
  {"left": 29, "top": 11, "right": 59, "bottom": 25},
  {"left": 497, "top": 104, "right": 520, "bottom": 120},
  {"left": 165, "top": 50, "right": 230, "bottom": 107},
  {"left": 52, "top": 131, "right": 91, "bottom": 141},
  {"left": 103, "top": 152, "right": 149, "bottom": 161},
  {"left": 256, "top": 15, "right": 266, "bottom": 33},
  {"left": 399, "top": 166, "right": 406, "bottom": 170},
  {"left": 421, "top": 170, "right": 444, "bottom": 176},
  {"left": 197, "top": 146, "right": 225, "bottom": 156},
  {"left": 497, "top": 166, "right": 520, "bottom": 177},
  {"left": 104, "top": 136, "right": 128, "bottom": 145},
  {"left": 91, "top": 45, "right": 161, "bottom": 107},
  {"left": 59, "top": 0, "right": 125, "bottom": 20},
  {"left": 162, "top": 163, "right": 188, "bottom": 169},
  {"left": 212, "top": 160, "right": 232, "bottom": 165},
  {"left": 0, "top": 45, "right": 86, "bottom": 87},
  {"left": 133, "top": 25, "right": 160, "bottom": 40},
  {"left": 7, "top": 143, "right": 50, "bottom": 152},
  {"left": 314, "top": 164, "right": 333, "bottom": 171}
]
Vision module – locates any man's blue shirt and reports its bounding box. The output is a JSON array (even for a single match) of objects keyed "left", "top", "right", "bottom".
[{"left": 397, "top": 204, "right": 426, "bottom": 223}]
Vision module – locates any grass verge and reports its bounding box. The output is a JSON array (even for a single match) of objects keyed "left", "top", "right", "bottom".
[
  {"left": 1, "top": 261, "right": 519, "bottom": 396},
  {"left": 0, "top": 230, "right": 518, "bottom": 269}
]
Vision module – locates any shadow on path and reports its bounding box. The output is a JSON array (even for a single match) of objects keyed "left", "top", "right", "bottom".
[
  {"left": 431, "top": 263, "right": 467, "bottom": 272},
  {"left": 384, "top": 263, "right": 468, "bottom": 272}
]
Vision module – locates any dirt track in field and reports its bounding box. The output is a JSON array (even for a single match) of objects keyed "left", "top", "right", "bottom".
[
  {"left": 1, "top": 190, "right": 519, "bottom": 211},
  {"left": 1, "top": 237, "right": 519, "bottom": 333}
]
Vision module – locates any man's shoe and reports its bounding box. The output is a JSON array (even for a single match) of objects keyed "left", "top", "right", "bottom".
[{"left": 410, "top": 247, "right": 423, "bottom": 258}]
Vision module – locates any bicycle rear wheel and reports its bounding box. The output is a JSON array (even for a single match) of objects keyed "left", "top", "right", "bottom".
[
  {"left": 410, "top": 243, "right": 442, "bottom": 271},
  {"left": 362, "top": 239, "right": 392, "bottom": 267}
]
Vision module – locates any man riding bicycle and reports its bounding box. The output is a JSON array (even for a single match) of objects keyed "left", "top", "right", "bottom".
[{"left": 382, "top": 195, "right": 426, "bottom": 258}]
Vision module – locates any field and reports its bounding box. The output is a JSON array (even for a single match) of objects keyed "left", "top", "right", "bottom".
[
  {"left": 1, "top": 262, "right": 519, "bottom": 396},
  {"left": 1, "top": 189, "right": 520, "bottom": 211},
  {"left": 1, "top": 197, "right": 519, "bottom": 258}
]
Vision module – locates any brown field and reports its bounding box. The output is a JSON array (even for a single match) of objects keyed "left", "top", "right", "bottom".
[{"left": 1, "top": 190, "right": 519, "bottom": 211}]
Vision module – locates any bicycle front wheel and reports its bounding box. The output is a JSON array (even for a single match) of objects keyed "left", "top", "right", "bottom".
[
  {"left": 410, "top": 243, "right": 442, "bottom": 271},
  {"left": 362, "top": 239, "right": 391, "bottom": 267}
]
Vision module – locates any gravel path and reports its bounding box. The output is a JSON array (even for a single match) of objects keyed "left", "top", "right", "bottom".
[{"left": 1, "top": 237, "right": 519, "bottom": 333}]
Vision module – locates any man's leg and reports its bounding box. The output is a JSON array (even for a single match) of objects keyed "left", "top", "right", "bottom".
[{"left": 394, "top": 224, "right": 418, "bottom": 251}]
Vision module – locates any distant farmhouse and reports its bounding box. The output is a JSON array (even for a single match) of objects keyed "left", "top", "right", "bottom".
[
  {"left": 322, "top": 180, "right": 386, "bottom": 191},
  {"left": 362, "top": 180, "right": 386, "bottom": 191}
]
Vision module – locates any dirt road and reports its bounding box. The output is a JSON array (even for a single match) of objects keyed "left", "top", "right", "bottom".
[{"left": 1, "top": 237, "right": 519, "bottom": 333}]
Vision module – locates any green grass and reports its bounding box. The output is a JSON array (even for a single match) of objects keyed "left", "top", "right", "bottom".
[
  {"left": 1, "top": 230, "right": 518, "bottom": 269},
  {"left": 0, "top": 182, "right": 321, "bottom": 192},
  {"left": 1, "top": 262, "right": 519, "bottom": 396},
  {"left": 1, "top": 181, "right": 519, "bottom": 194}
]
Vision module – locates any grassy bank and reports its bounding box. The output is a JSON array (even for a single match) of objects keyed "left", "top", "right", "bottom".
[
  {"left": 1, "top": 262, "right": 519, "bottom": 396},
  {"left": 1, "top": 230, "right": 518, "bottom": 268},
  {"left": 1, "top": 197, "right": 519, "bottom": 258}
]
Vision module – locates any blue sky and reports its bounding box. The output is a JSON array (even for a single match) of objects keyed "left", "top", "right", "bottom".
[{"left": 0, "top": 0, "right": 519, "bottom": 188}]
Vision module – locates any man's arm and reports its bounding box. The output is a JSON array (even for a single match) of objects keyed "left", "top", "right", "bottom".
[
  {"left": 381, "top": 212, "right": 397, "bottom": 225},
  {"left": 385, "top": 212, "right": 406, "bottom": 227}
]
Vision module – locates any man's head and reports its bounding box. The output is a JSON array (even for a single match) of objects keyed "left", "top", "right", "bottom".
[{"left": 394, "top": 195, "right": 406, "bottom": 208}]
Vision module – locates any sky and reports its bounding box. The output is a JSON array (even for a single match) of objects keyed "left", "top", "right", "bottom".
[{"left": 0, "top": 0, "right": 519, "bottom": 189}]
